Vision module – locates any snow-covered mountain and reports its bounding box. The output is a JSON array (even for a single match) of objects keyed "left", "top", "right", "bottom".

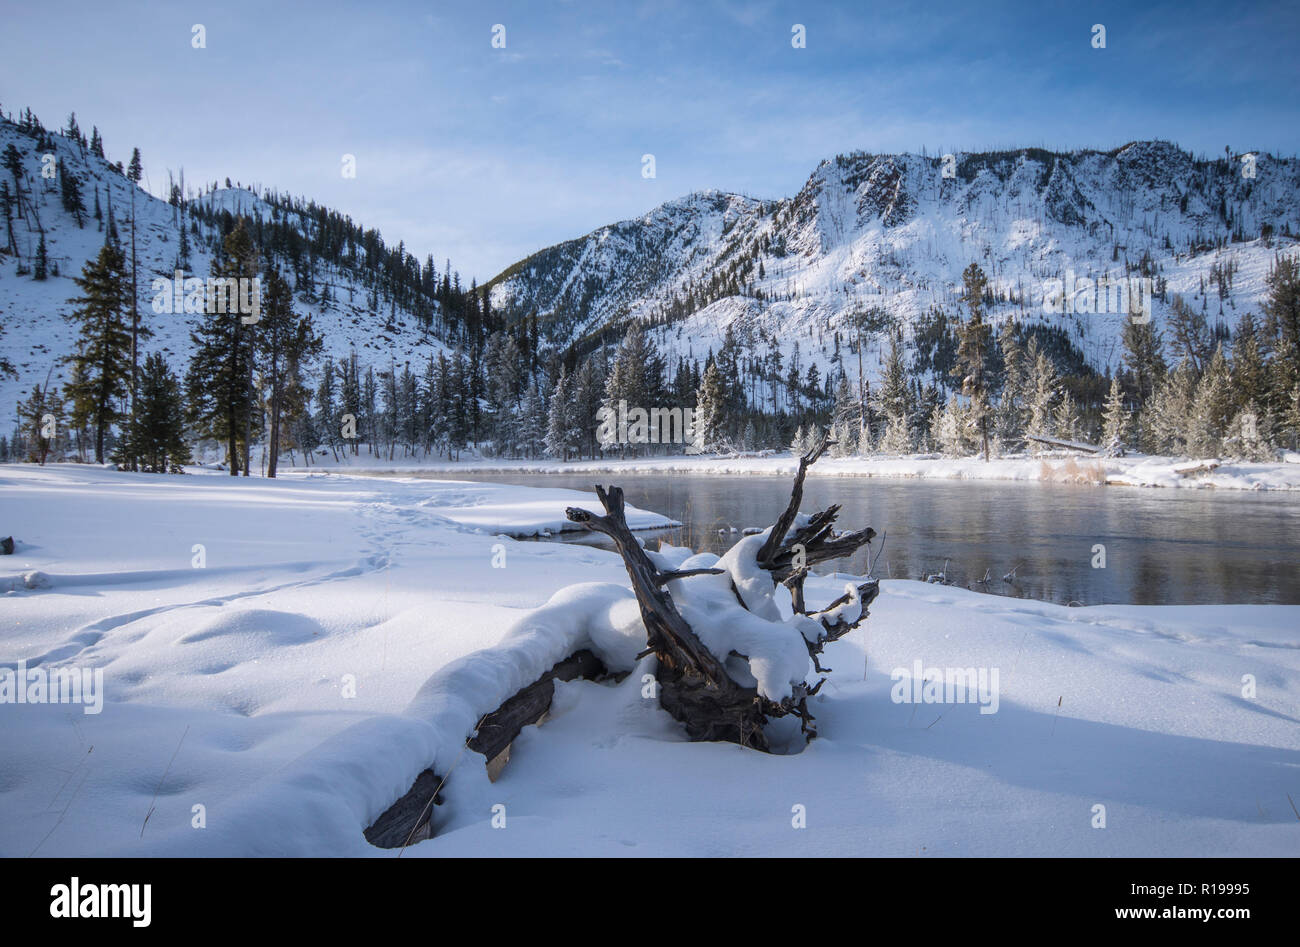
[
  {"left": 0, "top": 116, "right": 453, "bottom": 419},
  {"left": 5, "top": 118, "right": 1300, "bottom": 425},
  {"left": 489, "top": 142, "right": 1300, "bottom": 378}
]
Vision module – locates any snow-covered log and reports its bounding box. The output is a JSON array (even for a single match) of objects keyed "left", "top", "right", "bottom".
[
  {"left": 1172, "top": 459, "right": 1222, "bottom": 477},
  {"left": 365, "top": 647, "right": 612, "bottom": 848},
  {"left": 1024, "top": 434, "right": 1103, "bottom": 453},
  {"left": 466, "top": 648, "right": 609, "bottom": 766}
]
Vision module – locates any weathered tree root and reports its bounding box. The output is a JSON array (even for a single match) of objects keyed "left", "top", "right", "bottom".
[
  {"left": 566, "top": 434, "right": 877, "bottom": 750},
  {"left": 566, "top": 485, "right": 769, "bottom": 750}
]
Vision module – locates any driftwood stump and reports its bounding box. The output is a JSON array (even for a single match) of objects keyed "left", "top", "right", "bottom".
[{"left": 566, "top": 434, "right": 878, "bottom": 750}]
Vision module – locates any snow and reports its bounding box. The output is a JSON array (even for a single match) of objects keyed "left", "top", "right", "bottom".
[{"left": 1, "top": 463, "right": 1297, "bottom": 857}]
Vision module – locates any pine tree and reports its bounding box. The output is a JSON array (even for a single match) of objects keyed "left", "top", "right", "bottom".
[
  {"left": 17, "top": 383, "right": 64, "bottom": 464},
  {"left": 64, "top": 241, "right": 132, "bottom": 462},
  {"left": 484, "top": 330, "right": 525, "bottom": 432},
  {"left": 929, "top": 396, "right": 971, "bottom": 456},
  {"left": 804, "top": 423, "right": 824, "bottom": 454},
  {"left": 1025, "top": 341, "right": 1059, "bottom": 440},
  {"left": 116, "top": 353, "right": 191, "bottom": 472},
  {"left": 446, "top": 353, "right": 469, "bottom": 459},
  {"left": 312, "top": 359, "right": 338, "bottom": 457},
  {"left": 3, "top": 143, "right": 25, "bottom": 220},
  {"left": 830, "top": 374, "right": 861, "bottom": 457},
  {"left": 128, "top": 148, "right": 143, "bottom": 184},
  {"left": 34, "top": 232, "right": 48, "bottom": 280},
  {"left": 875, "top": 329, "right": 913, "bottom": 448},
  {"left": 1, "top": 181, "right": 17, "bottom": 255},
  {"left": 953, "top": 263, "right": 993, "bottom": 460},
  {"left": 1231, "top": 313, "right": 1269, "bottom": 419},
  {"left": 514, "top": 380, "right": 546, "bottom": 459},
  {"left": 545, "top": 365, "right": 576, "bottom": 461},
  {"left": 362, "top": 365, "right": 378, "bottom": 455},
  {"left": 185, "top": 221, "right": 258, "bottom": 473},
  {"left": 65, "top": 359, "right": 92, "bottom": 460},
  {"left": 377, "top": 360, "right": 400, "bottom": 458},
  {"left": 828, "top": 415, "right": 857, "bottom": 458},
  {"left": 995, "top": 320, "right": 1026, "bottom": 449},
  {"left": 1143, "top": 362, "right": 1198, "bottom": 455},
  {"left": 1100, "top": 375, "right": 1130, "bottom": 456},
  {"left": 1053, "top": 389, "right": 1079, "bottom": 442},
  {"left": 1188, "top": 345, "right": 1233, "bottom": 456},
  {"left": 1261, "top": 256, "right": 1300, "bottom": 448},
  {"left": 693, "top": 359, "right": 728, "bottom": 453},
  {"left": 259, "top": 264, "right": 320, "bottom": 477},
  {"left": 338, "top": 353, "right": 361, "bottom": 456},
  {"left": 398, "top": 362, "right": 420, "bottom": 456},
  {"left": 59, "top": 162, "right": 86, "bottom": 227},
  {"left": 878, "top": 412, "right": 912, "bottom": 455},
  {"left": 605, "top": 326, "right": 654, "bottom": 454},
  {"left": 1167, "top": 295, "right": 1212, "bottom": 377},
  {"left": 571, "top": 355, "right": 605, "bottom": 458}
]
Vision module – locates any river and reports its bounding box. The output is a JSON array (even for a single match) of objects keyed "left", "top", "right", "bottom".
[{"left": 402, "top": 471, "right": 1300, "bottom": 607}]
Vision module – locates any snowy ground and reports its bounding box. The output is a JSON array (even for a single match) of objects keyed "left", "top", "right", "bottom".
[
  {"left": 286, "top": 448, "right": 1300, "bottom": 492},
  {"left": 1, "top": 464, "right": 1297, "bottom": 857}
]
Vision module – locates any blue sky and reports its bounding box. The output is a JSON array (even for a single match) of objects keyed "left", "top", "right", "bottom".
[{"left": 3, "top": 0, "right": 1297, "bottom": 281}]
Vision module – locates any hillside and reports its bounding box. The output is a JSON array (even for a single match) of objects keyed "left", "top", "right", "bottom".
[{"left": 0, "top": 112, "right": 459, "bottom": 421}]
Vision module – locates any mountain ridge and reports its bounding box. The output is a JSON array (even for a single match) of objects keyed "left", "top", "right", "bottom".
[
  {"left": 486, "top": 139, "right": 1300, "bottom": 381},
  {"left": 4, "top": 111, "right": 1299, "bottom": 423}
]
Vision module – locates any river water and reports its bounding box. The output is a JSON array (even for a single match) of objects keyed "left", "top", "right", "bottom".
[{"left": 406, "top": 471, "right": 1300, "bottom": 607}]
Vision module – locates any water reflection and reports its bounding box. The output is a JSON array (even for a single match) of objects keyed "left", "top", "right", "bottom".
[{"left": 417, "top": 471, "right": 1300, "bottom": 608}]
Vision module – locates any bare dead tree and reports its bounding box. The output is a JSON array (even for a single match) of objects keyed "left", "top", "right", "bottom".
[{"left": 566, "top": 433, "right": 878, "bottom": 749}]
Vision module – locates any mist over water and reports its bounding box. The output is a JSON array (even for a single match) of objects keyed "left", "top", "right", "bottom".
[{"left": 418, "top": 471, "right": 1300, "bottom": 608}]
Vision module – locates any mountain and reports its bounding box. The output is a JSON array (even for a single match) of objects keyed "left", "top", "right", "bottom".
[
  {"left": 5, "top": 109, "right": 1300, "bottom": 428},
  {"left": 0, "top": 111, "right": 462, "bottom": 418},
  {"left": 488, "top": 142, "right": 1300, "bottom": 378}
]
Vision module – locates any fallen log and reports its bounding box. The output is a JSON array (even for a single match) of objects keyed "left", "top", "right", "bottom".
[
  {"left": 365, "top": 648, "right": 610, "bottom": 849},
  {"left": 1172, "top": 459, "right": 1221, "bottom": 477},
  {"left": 1025, "top": 434, "right": 1103, "bottom": 453},
  {"left": 467, "top": 649, "right": 608, "bottom": 766},
  {"left": 363, "top": 768, "right": 445, "bottom": 849}
]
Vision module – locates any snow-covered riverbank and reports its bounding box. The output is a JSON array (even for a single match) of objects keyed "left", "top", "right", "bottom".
[
  {"left": 1, "top": 464, "right": 1297, "bottom": 857},
  {"left": 284, "top": 450, "right": 1300, "bottom": 492}
]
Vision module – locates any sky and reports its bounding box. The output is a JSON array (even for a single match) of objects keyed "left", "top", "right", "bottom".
[{"left": 3, "top": 0, "right": 1298, "bottom": 282}]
